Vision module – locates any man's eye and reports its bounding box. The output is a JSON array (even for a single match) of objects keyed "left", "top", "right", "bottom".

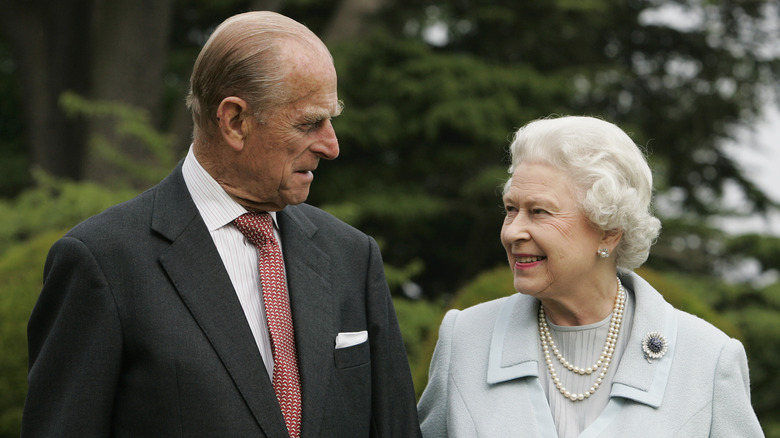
[
  {"left": 301, "top": 119, "right": 328, "bottom": 133},
  {"left": 532, "top": 208, "right": 549, "bottom": 215},
  {"left": 301, "top": 122, "right": 317, "bottom": 130}
]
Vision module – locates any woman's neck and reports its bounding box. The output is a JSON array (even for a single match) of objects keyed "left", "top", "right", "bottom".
[{"left": 540, "top": 275, "right": 619, "bottom": 326}]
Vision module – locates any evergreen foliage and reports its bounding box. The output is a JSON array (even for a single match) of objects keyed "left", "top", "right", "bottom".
[
  {"left": 0, "top": 163, "right": 136, "bottom": 437},
  {"left": 313, "top": 33, "right": 572, "bottom": 296},
  {"left": 0, "top": 231, "right": 62, "bottom": 436},
  {"left": 59, "top": 91, "right": 180, "bottom": 187},
  {"left": 0, "top": 172, "right": 136, "bottom": 256}
]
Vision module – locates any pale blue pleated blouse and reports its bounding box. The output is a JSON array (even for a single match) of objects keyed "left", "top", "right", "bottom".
[{"left": 538, "top": 291, "right": 635, "bottom": 438}]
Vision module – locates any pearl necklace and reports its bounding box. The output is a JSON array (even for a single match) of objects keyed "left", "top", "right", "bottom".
[{"left": 538, "top": 278, "right": 626, "bottom": 402}]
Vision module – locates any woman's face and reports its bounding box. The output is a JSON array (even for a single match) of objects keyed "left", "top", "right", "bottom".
[{"left": 500, "top": 162, "right": 605, "bottom": 300}]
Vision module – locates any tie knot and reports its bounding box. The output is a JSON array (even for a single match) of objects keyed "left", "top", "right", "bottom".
[{"left": 233, "top": 211, "right": 276, "bottom": 248}]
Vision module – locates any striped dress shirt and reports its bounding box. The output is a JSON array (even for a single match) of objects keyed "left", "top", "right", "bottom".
[{"left": 181, "top": 146, "right": 283, "bottom": 380}]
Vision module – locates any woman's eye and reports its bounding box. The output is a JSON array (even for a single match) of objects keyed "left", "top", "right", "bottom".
[{"left": 532, "top": 208, "right": 549, "bottom": 215}]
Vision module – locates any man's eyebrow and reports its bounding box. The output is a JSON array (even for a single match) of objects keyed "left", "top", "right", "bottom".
[
  {"left": 303, "top": 101, "right": 344, "bottom": 123},
  {"left": 332, "top": 100, "right": 344, "bottom": 117}
]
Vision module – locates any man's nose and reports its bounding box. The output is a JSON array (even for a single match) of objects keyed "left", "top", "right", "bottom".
[{"left": 312, "top": 119, "right": 339, "bottom": 160}]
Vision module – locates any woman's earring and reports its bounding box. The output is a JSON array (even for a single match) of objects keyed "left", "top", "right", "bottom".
[{"left": 598, "top": 248, "right": 610, "bottom": 258}]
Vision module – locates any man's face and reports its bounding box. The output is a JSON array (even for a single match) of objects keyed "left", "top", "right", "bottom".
[{"left": 226, "top": 46, "right": 341, "bottom": 211}]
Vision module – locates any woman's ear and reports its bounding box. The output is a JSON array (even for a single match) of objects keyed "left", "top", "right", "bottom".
[
  {"left": 216, "top": 96, "right": 250, "bottom": 152},
  {"left": 601, "top": 228, "right": 624, "bottom": 253}
]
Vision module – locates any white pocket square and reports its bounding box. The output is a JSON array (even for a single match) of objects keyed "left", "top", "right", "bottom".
[{"left": 335, "top": 331, "right": 368, "bottom": 349}]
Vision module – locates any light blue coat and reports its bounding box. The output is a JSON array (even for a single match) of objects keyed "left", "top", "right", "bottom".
[{"left": 418, "top": 270, "right": 764, "bottom": 437}]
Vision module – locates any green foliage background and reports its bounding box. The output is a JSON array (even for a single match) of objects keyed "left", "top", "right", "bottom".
[
  {"left": 0, "top": 168, "right": 137, "bottom": 435},
  {"left": 0, "top": 231, "right": 60, "bottom": 434}
]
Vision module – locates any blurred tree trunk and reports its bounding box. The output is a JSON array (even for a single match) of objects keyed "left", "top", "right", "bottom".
[
  {"left": 323, "top": 0, "right": 386, "bottom": 43},
  {"left": 0, "top": 0, "right": 174, "bottom": 186},
  {"left": 0, "top": 0, "right": 93, "bottom": 180},
  {"left": 85, "top": 0, "right": 174, "bottom": 185},
  {"left": 0, "top": 0, "right": 372, "bottom": 186}
]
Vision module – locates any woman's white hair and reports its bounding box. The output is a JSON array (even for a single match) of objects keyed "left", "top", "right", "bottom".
[{"left": 505, "top": 115, "right": 661, "bottom": 269}]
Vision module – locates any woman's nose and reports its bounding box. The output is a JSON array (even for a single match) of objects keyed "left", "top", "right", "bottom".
[{"left": 502, "top": 216, "right": 531, "bottom": 243}]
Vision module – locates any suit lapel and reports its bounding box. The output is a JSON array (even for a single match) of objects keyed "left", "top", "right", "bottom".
[
  {"left": 152, "top": 165, "right": 288, "bottom": 437},
  {"left": 277, "top": 206, "right": 334, "bottom": 437}
]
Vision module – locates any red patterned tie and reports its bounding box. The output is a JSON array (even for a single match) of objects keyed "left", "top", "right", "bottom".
[{"left": 234, "top": 212, "right": 302, "bottom": 437}]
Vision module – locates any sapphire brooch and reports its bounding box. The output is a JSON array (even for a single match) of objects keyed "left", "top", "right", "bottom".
[{"left": 642, "top": 331, "right": 668, "bottom": 363}]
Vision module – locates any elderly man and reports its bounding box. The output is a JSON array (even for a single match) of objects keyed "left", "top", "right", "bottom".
[{"left": 22, "top": 11, "right": 421, "bottom": 438}]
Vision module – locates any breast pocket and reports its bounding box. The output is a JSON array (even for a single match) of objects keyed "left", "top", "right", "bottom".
[{"left": 333, "top": 339, "right": 370, "bottom": 369}]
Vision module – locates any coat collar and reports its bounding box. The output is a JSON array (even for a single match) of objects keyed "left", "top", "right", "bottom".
[{"left": 486, "top": 270, "right": 677, "bottom": 408}]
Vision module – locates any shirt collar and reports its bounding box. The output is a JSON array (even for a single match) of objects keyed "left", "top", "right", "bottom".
[{"left": 182, "top": 145, "right": 279, "bottom": 231}]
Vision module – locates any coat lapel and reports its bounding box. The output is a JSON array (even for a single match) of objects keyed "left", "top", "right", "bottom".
[
  {"left": 486, "top": 294, "right": 538, "bottom": 383},
  {"left": 484, "top": 272, "right": 679, "bottom": 438},
  {"left": 610, "top": 271, "right": 677, "bottom": 407},
  {"left": 152, "top": 166, "right": 288, "bottom": 437},
  {"left": 486, "top": 294, "right": 558, "bottom": 437},
  {"left": 277, "top": 206, "right": 334, "bottom": 437},
  {"left": 581, "top": 271, "right": 679, "bottom": 437}
]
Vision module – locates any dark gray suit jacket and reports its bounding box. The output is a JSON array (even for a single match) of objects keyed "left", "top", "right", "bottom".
[{"left": 22, "top": 164, "right": 422, "bottom": 437}]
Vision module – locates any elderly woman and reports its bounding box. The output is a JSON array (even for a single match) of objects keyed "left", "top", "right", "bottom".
[{"left": 417, "top": 116, "right": 763, "bottom": 437}]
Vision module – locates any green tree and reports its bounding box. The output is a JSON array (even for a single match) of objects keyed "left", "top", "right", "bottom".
[
  {"left": 384, "top": 0, "right": 779, "bottom": 211},
  {"left": 313, "top": 33, "right": 572, "bottom": 294},
  {"left": 0, "top": 0, "right": 176, "bottom": 186},
  {"left": 308, "top": 0, "right": 780, "bottom": 296}
]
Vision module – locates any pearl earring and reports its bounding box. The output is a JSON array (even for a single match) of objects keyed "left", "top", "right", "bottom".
[{"left": 598, "top": 248, "right": 610, "bottom": 258}]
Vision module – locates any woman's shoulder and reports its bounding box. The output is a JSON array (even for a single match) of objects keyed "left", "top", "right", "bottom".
[
  {"left": 624, "top": 270, "right": 734, "bottom": 344},
  {"left": 441, "top": 293, "right": 534, "bottom": 339},
  {"left": 448, "top": 293, "right": 529, "bottom": 322},
  {"left": 624, "top": 270, "right": 742, "bottom": 368},
  {"left": 673, "top": 307, "right": 733, "bottom": 346}
]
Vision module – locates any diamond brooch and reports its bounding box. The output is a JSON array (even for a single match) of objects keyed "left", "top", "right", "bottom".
[{"left": 641, "top": 331, "right": 668, "bottom": 363}]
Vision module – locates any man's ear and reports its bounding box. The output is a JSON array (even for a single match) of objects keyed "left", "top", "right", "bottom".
[
  {"left": 216, "top": 97, "right": 250, "bottom": 152},
  {"left": 601, "top": 228, "right": 624, "bottom": 253}
]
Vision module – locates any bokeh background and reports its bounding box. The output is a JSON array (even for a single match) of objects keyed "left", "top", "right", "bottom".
[{"left": 1, "top": 0, "right": 779, "bottom": 436}]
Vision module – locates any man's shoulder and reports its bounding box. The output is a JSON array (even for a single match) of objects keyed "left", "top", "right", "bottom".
[
  {"left": 285, "top": 202, "right": 341, "bottom": 221},
  {"left": 67, "top": 166, "right": 187, "bottom": 240},
  {"left": 283, "top": 203, "right": 364, "bottom": 237},
  {"left": 67, "top": 184, "right": 160, "bottom": 241}
]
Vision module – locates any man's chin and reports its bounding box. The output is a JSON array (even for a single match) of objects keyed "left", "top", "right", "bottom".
[{"left": 280, "top": 188, "right": 311, "bottom": 207}]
